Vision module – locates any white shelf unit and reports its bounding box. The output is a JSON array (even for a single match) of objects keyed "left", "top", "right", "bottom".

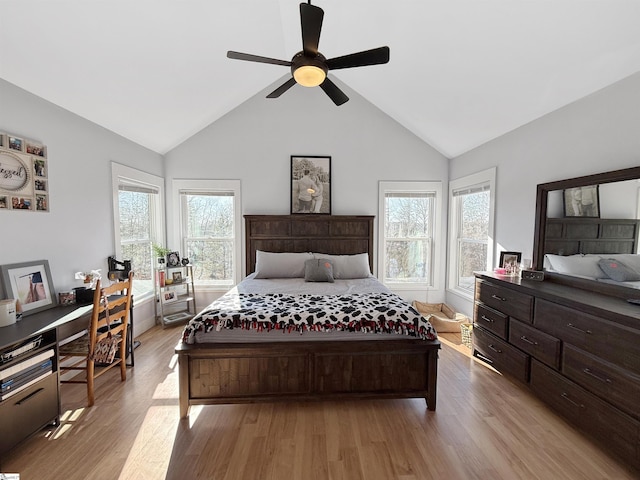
[{"left": 154, "top": 264, "right": 196, "bottom": 328}]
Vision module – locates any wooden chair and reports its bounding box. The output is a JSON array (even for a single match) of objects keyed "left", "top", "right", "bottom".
[{"left": 59, "top": 272, "right": 133, "bottom": 406}]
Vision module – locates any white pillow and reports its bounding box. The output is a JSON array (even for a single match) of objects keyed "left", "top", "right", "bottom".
[
  {"left": 544, "top": 254, "right": 607, "bottom": 279},
  {"left": 254, "top": 251, "right": 313, "bottom": 278},
  {"left": 313, "top": 253, "right": 371, "bottom": 279}
]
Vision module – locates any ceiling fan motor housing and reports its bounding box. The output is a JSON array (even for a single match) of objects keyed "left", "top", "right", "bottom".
[{"left": 291, "top": 51, "right": 328, "bottom": 87}]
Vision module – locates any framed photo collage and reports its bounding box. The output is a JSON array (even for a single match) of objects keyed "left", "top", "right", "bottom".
[{"left": 0, "top": 131, "right": 49, "bottom": 212}]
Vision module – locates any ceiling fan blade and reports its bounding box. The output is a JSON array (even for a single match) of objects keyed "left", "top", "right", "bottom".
[
  {"left": 227, "top": 51, "right": 291, "bottom": 67},
  {"left": 266, "top": 77, "right": 297, "bottom": 98},
  {"left": 320, "top": 77, "right": 349, "bottom": 106},
  {"left": 300, "top": 3, "right": 324, "bottom": 56},
  {"left": 326, "top": 46, "right": 390, "bottom": 70}
]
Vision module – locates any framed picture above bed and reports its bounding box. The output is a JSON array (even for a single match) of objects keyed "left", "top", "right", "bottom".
[
  {"left": 291, "top": 155, "right": 331, "bottom": 214},
  {"left": 563, "top": 185, "right": 600, "bottom": 218}
]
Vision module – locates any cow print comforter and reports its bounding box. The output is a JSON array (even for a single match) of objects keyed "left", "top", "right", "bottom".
[{"left": 182, "top": 292, "right": 437, "bottom": 343}]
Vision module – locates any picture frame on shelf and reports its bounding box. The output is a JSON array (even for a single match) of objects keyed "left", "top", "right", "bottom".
[
  {"left": 162, "top": 291, "right": 178, "bottom": 304},
  {"left": 290, "top": 155, "right": 331, "bottom": 214},
  {"left": 166, "top": 251, "right": 181, "bottom": 267},
  {"left": 0, "top": 260, "right": 56, "bottom": 316},
  {"left": 172, "top": 271, "right": 183, "bottom": 283}
]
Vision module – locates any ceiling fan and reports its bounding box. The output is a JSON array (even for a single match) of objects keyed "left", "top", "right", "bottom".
[{"left": 227, "top": 1, "right": 390, "bottom": 106}]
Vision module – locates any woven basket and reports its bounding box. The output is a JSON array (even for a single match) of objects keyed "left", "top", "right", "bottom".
[{"left": 460, "top": 323, "right": 473, "bottom": 349}]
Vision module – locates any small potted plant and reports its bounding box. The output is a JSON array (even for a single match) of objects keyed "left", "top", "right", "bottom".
[{"left": 152, "top": 244, "right": 171, "bottom": 265}]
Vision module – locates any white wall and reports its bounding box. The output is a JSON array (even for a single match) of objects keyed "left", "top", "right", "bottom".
[
  {"left": 164, "top": 76, "right": 450, "bottom": 302},
  {"left": 0, "top": 79, "right": 164, "bottom": 332},
  {"left": 447, "top": 72, "right": 640, "bottom": 316}
]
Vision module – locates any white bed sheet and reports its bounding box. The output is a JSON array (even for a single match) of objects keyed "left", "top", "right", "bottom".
[{"left": 188, "top": 274, "right": 420, "bottom": 343}]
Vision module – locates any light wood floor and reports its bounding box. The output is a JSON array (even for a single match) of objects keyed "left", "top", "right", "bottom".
[{"left": 3, "top": 326, "right": 638, "bottom": 480}]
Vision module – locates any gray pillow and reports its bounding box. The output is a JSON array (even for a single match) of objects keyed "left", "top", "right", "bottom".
[
  {"left": 312, "top": 253, "right": 371, "bottom": 279},
  {"left": 598, "top": 258, "right": 640, "bottom": 282},
  {"left": 304, "top": 258, "right": 335, "bottom": 283}
]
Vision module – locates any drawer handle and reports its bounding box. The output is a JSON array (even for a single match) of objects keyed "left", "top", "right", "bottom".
[
  {"left": 566, "top": 323, "right": 593, "bottom": 335},
  {"left": 491, "top": 294, "right": 506, "bottom": 302},
  {"left": 475, "top": 352, "right": 494, "bottom": 365},
  {"left": 561, "top": 392, "right": 584, "bottom": 409},
  {"left": 488, "top": 344, "right": 502, "bottom": 354},
  {"left": 583, "top": 368, "right": 611, "bottom": 384},
  {"left": 520, "top": 336, "right": 538, "bottom": 346},
  {"left": 15, "top": 387, "right": 45, "bottom": 406},
  {"left": 481, "top": 315, "right": 495, "bottom": 323}
]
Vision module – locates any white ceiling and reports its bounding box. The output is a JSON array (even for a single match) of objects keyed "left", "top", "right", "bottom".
[{"left": 2, "top": 1, "right": 640, "bottom": 158}]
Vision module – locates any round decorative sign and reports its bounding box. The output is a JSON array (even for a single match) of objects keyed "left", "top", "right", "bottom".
[{"left": 0, "top": 151, "right": 30, "bottom": 191}]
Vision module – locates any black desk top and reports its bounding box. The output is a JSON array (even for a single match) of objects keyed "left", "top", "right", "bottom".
[{"left": 0, "top": 304, "right": 93, "bottom": 349}]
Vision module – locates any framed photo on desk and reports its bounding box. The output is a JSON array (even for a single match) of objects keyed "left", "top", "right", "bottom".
[{"left": 0, "top": 260, "right": 56, "bottom": 316}]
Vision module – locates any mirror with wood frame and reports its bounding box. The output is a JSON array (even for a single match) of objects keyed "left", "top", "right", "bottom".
[{"left": 532, "top": 165, "right": 640, "bottom": 299}]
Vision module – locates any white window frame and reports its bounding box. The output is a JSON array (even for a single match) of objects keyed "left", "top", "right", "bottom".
[
  {"left": 171, "top": 179, "right": 242, "bottom": 290},
  {"left": 378, "top": 181, "right": 443, "bottom": 290},
  {"left": 447, "top": 167, "right": 496, "bottom": 299},
  {"left": 111, "top": 162, "right": 165, "bottom": 301}
]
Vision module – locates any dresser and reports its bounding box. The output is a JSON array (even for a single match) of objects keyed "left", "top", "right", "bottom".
[{"left": 473, "top": 272, "right": 640, "bottom": 468}]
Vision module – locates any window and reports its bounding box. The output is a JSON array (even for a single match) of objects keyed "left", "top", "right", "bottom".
[
  {"left": 112, "top": 163, "right": 165, "bottom": 299},
  {"left": 448, "top": 168, "right": 495, "bottom": 296},
  {"left": 172, "top": 180, "right": 241, "bottom": 288},
  {"left": 378, "top": 181, "right": 442, "bottom": 288}
]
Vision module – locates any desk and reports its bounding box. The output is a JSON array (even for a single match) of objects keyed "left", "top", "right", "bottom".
[
  {"left": 0, "top": 299, "right": 135, "bottom": 459},
  {"left": 1, "top": 298, "right": 135, "bottom": 368}
]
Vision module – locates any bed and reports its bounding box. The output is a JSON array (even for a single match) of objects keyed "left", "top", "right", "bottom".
[{"left": 175, "top": 215, "right": 441, "bottom": 417}]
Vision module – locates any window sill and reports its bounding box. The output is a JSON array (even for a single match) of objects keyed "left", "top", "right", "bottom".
[
  {"left": 446, "top": 287, "right": 474, "bottom": 302},
  {"left": 383, "top": 282, "right": 433, "bottom": 291}
]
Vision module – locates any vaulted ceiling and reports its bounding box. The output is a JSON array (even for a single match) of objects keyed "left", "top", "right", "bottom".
[{"left": 2, "top": 1, "right": 639, "bottom": 158}]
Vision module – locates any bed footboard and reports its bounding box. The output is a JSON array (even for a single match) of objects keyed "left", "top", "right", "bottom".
[{"left": 176, "top": 339, "right": 440, "bottom": 418}]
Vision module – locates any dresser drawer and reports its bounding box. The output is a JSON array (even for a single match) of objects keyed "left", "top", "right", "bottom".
[
  {"left": 534, "top": 298, "right": 640, "bottom": 374},
  {"left": 473, "top": 326, "right": 530, "bottom": 383},
  {"left": 476, "top": 280, "right": 533, "bottom": 322},
  {"left": 530, "top": 359, "right": 639, "bottom": 465},
  {"left": 0, "top": 373, "right": 59, "bottom": 455},
  {"left": 509, "top": 319, "right": 561, "bottom": 369},
  {"left": 474, "top": 303, "right": 508, "bottom": 339},
  {"left": 562, "top": 344, "right": 640, "bottom": 419}
]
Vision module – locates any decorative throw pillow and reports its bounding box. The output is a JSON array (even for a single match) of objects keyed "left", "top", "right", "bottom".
[
  {"left": 597, "top": 258, "right": 640, "bottom": 282},
  {"left": 304, "top": 258, "right": 335, "bottom": 283}
]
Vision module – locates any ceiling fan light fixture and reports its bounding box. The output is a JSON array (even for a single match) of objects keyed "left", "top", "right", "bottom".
[
  {"left": 293, "top": 65, "right": 326, "bottom": 87},
  {"left": 291, "top": 52, "right": 328, "bottom": 87},
  {"left": 228, "top": 3, "right": 390, "bottom": 105}
]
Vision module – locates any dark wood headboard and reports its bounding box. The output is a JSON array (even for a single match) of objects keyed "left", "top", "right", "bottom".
[
  {"left": 244, "top": 215, "right": 375, "bottom": 274},
  {"left": 544, "top": 218, "right": 640, "bottom": 255}
]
